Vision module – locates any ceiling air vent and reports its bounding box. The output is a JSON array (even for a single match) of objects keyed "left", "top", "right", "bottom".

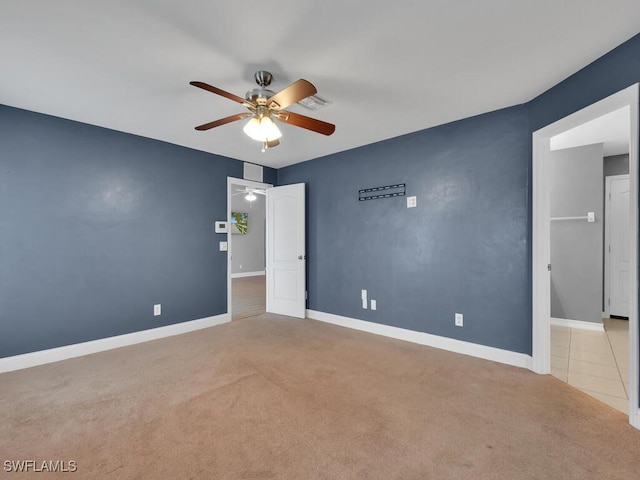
[{"left": 298, "top": 94, "right": 331, "bottom": 110}]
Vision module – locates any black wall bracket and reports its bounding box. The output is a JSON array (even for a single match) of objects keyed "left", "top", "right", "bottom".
[{"left": 358, "top": 183, "right": 406, "bottom": 201}]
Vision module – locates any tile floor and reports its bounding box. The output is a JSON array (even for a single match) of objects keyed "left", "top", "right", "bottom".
[{"left": 551, "top": 318, "right": 630, "bottom": 414}]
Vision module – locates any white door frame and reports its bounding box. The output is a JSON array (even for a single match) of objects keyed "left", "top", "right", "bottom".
[
  {"left": 604, "top": 174, "right": 631, "bottom": 318},
  {"left": 532, "top": 83, "right": 639, "bottom": 429},
  {"left": 531, "top": 84, "right": 640, "bottom": 429},
  {"left": 227, "top": 177, "right": 273, "bottom": 319}
]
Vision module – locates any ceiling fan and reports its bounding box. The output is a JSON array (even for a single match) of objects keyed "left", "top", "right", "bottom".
[
  {"left": 232, "top": 187, "right": 266, "bottom": 202},
  {"left": 190, "top": 71, "right": 335, "bottom": 152}
]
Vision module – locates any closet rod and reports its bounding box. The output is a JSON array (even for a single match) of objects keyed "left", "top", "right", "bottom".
[
  {"left": 550, "top": 215, "right": 588, "bottom": 221},
  {"left": 550, "top": 212, "right": 595, "bottom": 222}
]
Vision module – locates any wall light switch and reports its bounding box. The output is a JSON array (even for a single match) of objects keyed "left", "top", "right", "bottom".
[
  {"left": 361, "top": 289, "right": 367, "bottom": 309},
  {"left": 371, "top": 299, "right": 377, "bottom": 311},
  {"left": 587, "top": 211, "right": 595, "bottom": 223},
  {"left": 407, "top": 196, "right": 417, "bottom": 208},
  {"left": 219, "top": 241, "right": 228, "bottom": 251},
  {"left": 154, "top": 304, "right": 161, "bottom": 316}
]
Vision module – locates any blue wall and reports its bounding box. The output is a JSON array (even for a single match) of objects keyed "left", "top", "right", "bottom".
[
  {"left": 2, "top": 32, "right": 639, "bottom": 366},
  {"left": 278, "top": 31, "right": 640, "bottom": 384},
  {"left": 528, "top": 33, "right": 640, "bottom": 132},
  {"left": 279, "top": 106, "right": 532, "bottom": 353},
  {"left": 0, "top": 106, "right": 275, "bottom": 357}
]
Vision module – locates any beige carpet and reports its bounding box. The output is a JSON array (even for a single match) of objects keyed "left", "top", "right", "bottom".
[{"left": 2, "top": 314, "right": 640, "bottom": 479}]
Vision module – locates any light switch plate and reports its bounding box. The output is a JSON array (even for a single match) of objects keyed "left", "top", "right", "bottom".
[
  {"left": 154, "top": 304, "right": 161, "bottom": 316},
  {"left": 219, "top": 241, "right": 228, "bottom": 251},
  {"left": 407, "top": 196, "right": 417, "bottom": 208}
]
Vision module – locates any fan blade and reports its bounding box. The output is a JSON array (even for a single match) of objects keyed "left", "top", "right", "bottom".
[
  {"left": 190, "top": 81, "right": 255, "bottom": 107},
  {"left": 276, "top": 111, "right": 335, "bottom": 136},
  {"left": 195, "top": 113, "right": 250, "bottom": 131},
  {"left": 266, "top": 139, "right": 280, "bottom": 148},
  {"left": 267, "top": 79, "right": 317, "bottom": 110}
]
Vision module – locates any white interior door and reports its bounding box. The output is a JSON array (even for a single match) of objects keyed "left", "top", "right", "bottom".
[
  {"left": 606, "top": 175, "right": 631, "bottom": 317},
  {"left": 266, "top": 183, "right": 306, "bottom": 318}
]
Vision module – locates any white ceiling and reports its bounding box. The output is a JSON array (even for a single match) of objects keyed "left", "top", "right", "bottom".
[
  {"left": 1, "top": 1, "right": 639, "bottom": 169},
  {"left": 551, "top": 106, "right": 631, "bottom": 156}
]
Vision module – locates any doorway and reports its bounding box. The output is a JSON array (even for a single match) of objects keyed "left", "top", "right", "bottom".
[
  {"left": 227, "top": 177, "right": 272, "bottom": 320},
  {"left": 227, "top": 178, "right": 308, "bottom": 320},
  {"left": 532, "top": 84, "right": 639, "bottom": 428}
]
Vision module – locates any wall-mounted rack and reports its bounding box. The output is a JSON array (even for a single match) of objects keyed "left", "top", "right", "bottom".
[{"left": 359, "top": 183, "right": 406, "bottom": 201}]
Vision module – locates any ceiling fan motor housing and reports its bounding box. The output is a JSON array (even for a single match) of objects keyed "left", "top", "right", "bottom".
[
  {"left": 245, "top": 88, "right": 276, "bottom": 105},
  {"left": 254, "top": 71, "right": 273, "bottom": 87},
  {"left": 246, "top": 71, "right": 276, "bottom": 105}
]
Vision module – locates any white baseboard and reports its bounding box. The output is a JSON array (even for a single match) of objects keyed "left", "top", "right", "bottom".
[
  {"left": 0, "top": 313, "right": 230, "bottom": 374},
  {"left": 231, "top": 271, "right": 265, "bottom": 278},
  {"left": 551, "top": 317, "right": 605, "bottom": 332},
  {"left": 307, "top": 310, "right": 532, "bottom": 370}
]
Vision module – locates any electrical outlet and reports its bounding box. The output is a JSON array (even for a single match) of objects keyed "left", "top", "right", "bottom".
[
  {"left": 407, "top": 196, "right": 417, "bottom": 208},
  {"left": 455, "top": 313, "right": 463, "bottom": 327},
  {"left": 154, "top": 304, "right": 162, "bottom": 316},
  {"left": 371, "top": 299, "right": 377, "bottom": 310}
]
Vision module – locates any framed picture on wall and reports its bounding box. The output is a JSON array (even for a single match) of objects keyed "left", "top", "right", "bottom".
[{"left": 230, "top": 212, "right": 248, "bottom": 234}]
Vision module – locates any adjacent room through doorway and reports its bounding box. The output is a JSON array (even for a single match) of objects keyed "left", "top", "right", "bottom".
[
  {"left": 227, "top": 177, "right": 270, "bottom": 320},
  {"left": 532, "top": 85, "right": 639, "bottom": 426}
]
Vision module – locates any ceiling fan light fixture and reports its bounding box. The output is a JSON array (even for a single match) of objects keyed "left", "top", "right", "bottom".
[
  {"left": 242, "top": 117, "right": 262, "bottom": 141},
  {"left": 261, "top": 116, "right": 282, "bottom": 141},
  {"left": 245, "top": 192, "right": 257, "bottom": 202},
  {"left": 243, "top": 115, "right": 282, "bottom": 142}
]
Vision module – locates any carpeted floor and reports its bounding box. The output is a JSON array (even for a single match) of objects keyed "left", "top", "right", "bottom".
[{"left": 2, "top": 314, "right": 640, "bottom": 479}]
